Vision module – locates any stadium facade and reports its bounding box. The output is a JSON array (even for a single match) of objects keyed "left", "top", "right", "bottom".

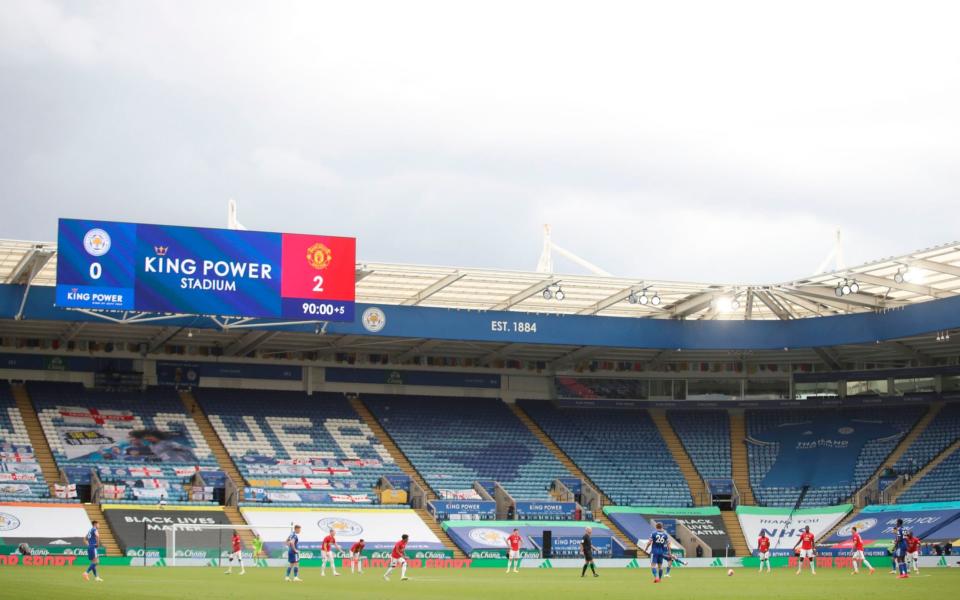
[{"left": 0, "top": 232, "right": 958, "bottom": 568}]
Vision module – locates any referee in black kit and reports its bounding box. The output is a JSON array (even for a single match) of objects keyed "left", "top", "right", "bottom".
[{"left": 580, "top": 527, "right": 598, "bottom": 577}]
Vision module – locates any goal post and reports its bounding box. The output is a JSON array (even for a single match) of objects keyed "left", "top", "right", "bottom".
[{"left": 163, "top": 523, "right": 294, "bottom": 567}]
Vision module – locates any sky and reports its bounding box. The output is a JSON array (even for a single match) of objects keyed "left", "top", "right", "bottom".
[{"left": 1, "top": 0, "right": 958, "bottom": 284}]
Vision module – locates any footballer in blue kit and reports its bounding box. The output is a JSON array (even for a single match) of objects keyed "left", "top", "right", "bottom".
[
  {"left": 643, "top": 522, "right": 670, "bottom": 583},
  {"left": 286, "top": 524, "right": 302, "bottom": 582},
  {"left": 893, "top": 518, "right": 909, "bottom": 578},
  {"left": 82, "top": 520, "right": 103, "bottom": 582}
]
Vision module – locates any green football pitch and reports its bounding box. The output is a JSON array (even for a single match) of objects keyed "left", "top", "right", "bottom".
[{"left": 1, "top": 566, "right": 956, "bottom": 600}]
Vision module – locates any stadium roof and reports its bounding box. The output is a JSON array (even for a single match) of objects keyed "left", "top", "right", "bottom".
[{"left": 3, "top": 238, "right": 960, "bottom": 322}]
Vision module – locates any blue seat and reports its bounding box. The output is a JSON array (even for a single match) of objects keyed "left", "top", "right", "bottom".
[
  {"left": 519, "top": 400, "right": 692, "bottom": 507},
  {"left": 365, "top": 395, "right": 569, "bottom": 500}
]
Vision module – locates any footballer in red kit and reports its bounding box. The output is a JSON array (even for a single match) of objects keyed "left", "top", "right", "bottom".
[
  {"left": 384, "top": 534, "right": 409, "bottom": 581},
  {"left": 906, "top": 533, "right": 921, "bottom": 574},
  {"left": 506, "top": 528, "right": 523, "bottom": 573},
  {"left": 757, "top": 531, "right": 772, "bottom": 573},
  {"left": 320, "top": 530, "right": 341, "bottom": 576},
  {"left": 350, "top": 539, "right": 365, "bottom": 574},
  {"left": 850, "top": 526, "right": 874, "bottom": 575},
  {"left": 225, "top": 531, "right": 245, "bottom": 575},
  {"left": 795, "top": 526, "right": 816, "bottom": 575}
]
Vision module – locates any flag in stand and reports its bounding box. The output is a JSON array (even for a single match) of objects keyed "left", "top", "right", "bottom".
[
  {"left": 129, "top": 466, "right": 164, "bottom": 477},
  {"left": 58, "top": 407, "right": 135, "bottom": 426},
  {"left": 311, "top": 466, "right": 351, "bottom": 477},
  {"left": 54, "top": 483, "right": 78, "bottom": 498},
  {"left": 280, "top": 477, "right": 332, "bottom": 490},
  {"left": 330, "top": 494, "right": 372, "bottom": 503}
]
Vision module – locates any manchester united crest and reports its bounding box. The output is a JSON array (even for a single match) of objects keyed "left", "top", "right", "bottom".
[{"left": 306, "top": 242, "right": 333, "bottom": 270}]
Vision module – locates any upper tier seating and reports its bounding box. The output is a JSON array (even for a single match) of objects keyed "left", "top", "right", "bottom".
[
  {"left": 555, "top": 377, "right": 646, "bottom": 400},
  {"left": 667, "top": 409, "right": 731, "bottom": 480},
  {"left": 29, "top": 382, "right": 214, "bottom": 502},
  {"left": 896, "top": 447, "right": 960, "bottom": 504},
  {"left": 197, "top": 389, "right": 401, "bottom": 503},
  {"left": 364, "top": 395, "right": 569, "bottom": 500},
  {"left": 746, "top": 406, "right": 924, "bottom": 507},
  {"left": 894, "top": 402, "right": 960, "bottom": 474},
  {"left": 519, "top": 400, "right": 692, "bottom": 506},
  {"left": 0, "top": 382, "right": 49, "bottom": 499}
]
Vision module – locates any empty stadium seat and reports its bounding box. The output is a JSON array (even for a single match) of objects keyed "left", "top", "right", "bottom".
[
  {"left": 0, "top": 382, "right": 49, "bottom": 500},
  {"left": 896, "top": 447, "right": 960, "bottom": 503},
  {"left": 668, "top": 409, "right": 731, "bottom": 479},
  {"left": 894, "top": 402, "right": 960, "bottom": 474},
  {"left": 29, "top": 382, "right": 215, "bottom": 503},
  {"left": 746, "top": 406, "right": 924, "bottom": 507},
  {"left": 365, "top": 395, "right": 569, "bottom": 500},
  {"left": 197, "top": 389, "right": 401, "bottom": 504},
  {"left": 519, "top": 400, "right": 692, "bottom": 507}
]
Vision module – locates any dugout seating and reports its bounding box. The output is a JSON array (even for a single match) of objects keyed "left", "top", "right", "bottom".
[
  {"left": 197, "top": 389, "right": 401, "bottom": 504},
  {"left": 896, "top": 447, "right": 960, "bottom": 504},
  {"left": 0, "top": 382, "right": 49, "bottom": 500},
  {"left": 29, "top": 382, "right": 215, "bottom": 503},
  {"left": 519, "top": 400, "right": 693, "bottom": 506},
  {"left": 667, "top": 409, "right": 732, "bottom": 479},
  {"left": 364, "top": 395, "right": 569, "bottom": 500},
  {"left": 893, "top": 401, "right": 960, "bottom": 475},
  {"left": 746, "top": 406, "right": 924, "bottom": 507}
]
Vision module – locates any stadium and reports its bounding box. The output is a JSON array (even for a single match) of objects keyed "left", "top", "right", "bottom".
[
  {"left": 3, "top": 3, "right": 960, "bottom": 599},
  {"left": 0, "top": 221, "right": 958, "bottom": 599}
]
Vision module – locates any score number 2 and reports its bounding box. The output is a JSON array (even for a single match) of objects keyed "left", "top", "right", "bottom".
[{"left": 313, "top": 275, "right": 324, "bottom": 292}]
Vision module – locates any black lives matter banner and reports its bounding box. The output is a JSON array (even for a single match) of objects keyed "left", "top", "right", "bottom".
[
  {"left": 102, "top": 505, "right": 233, "bottom": 558},
  {"left": 604, "top": 506, "right": 733, "bottom": 555}
]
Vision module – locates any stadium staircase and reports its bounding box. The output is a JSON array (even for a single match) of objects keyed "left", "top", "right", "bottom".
[
  {"left": 349, "top": 397, "right": 465, "bottom": 559},
  {"left": 508, "top": 403, "right": 640, "bottom": 556},
  {"left": 11, "top": 384, "right": 123, "bottom": 556},
  {"left": 718, "top": 511, "right": 750, "bottom": 557},
  {"left": 889, "top": 438, "right": 960, "bottom": 503},
  {"left": 728, "top": 410, "right": 755, "bottom": 505},
  {"left": 83, "top": 503, "right": 121, "bottom": 557},
  {"left": 850, "top": 401, "right": 943, "bottom": 501},
  {"left": 10, "top": 384, "right": 60, "bottom": 495},
  {"left": 178, "top": 390, "right": 257, "bottom": 552},
  {"left": 649, "top": 409, "right": 707, "bottom": 505}
]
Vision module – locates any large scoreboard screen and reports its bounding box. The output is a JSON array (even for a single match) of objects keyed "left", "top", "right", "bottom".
[{"left": 55, "top": 218, "right": 356, "bottom": 321}]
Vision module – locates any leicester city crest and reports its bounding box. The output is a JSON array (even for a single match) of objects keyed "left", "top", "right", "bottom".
[{"left": 83, "top": 228, "right": 111, "bottom": 257}]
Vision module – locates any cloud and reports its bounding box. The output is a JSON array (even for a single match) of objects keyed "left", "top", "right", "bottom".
[
  {"left": 0, "top": 0, "right": 99, "bottom": 65},
  {"left": 0, "top": 1, "right": 958, "bottom": 282},
  {"left": 251, "top": 147, "right": 340, "bottom": 187}
]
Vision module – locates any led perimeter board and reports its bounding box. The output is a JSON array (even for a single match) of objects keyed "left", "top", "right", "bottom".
[{"left": 55, "top": 218, "right": 356, "bottom": 321}]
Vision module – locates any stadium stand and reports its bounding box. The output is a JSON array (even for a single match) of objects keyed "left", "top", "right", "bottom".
[
  {"left": 518, "top": 400, "right": 693, "bottom": 506},
  {"left": 893, "top": 401, "right": 960, "bottom": 475},
  {"left": 0, "top": 382, "right": 50, "bottom": 500},
  {"left": 29, "top": 382, "right": 216, "bottom": 503},
  {"left": 746, "top": 406, "right": 925, "bottom": 507},
  {"left": 896, "top": 446, "right": 960, "bottom": 503},
  {"left": 196, "top": 389, "right": 401, "bottom": 504},
  {"left": 667, "top": 409, "right": 732, "bottom": 480},
  {"left": 363, "top": 395, "right": 570, "bottom": 500}
]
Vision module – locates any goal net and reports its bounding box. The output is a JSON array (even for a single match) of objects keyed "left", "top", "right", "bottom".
[{"left": 163, "top": 523, "right": 293, "bottom": 567}]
